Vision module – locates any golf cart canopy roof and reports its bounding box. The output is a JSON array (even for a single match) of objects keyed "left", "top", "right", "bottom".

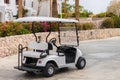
[{"left": 14, "top": 17, "right": 78, "bottom": 23}]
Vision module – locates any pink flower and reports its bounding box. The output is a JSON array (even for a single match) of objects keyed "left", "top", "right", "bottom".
[
  {"left": 41, "top": 22, "right": 47, "bottom": 26},
  {"left": 29, "top": 25, "right": 32, "bottom": 31},
  {"left": 1, "top": 24, "right": 6, "bottom": 30}
]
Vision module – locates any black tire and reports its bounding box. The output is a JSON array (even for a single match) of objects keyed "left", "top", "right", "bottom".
[
  {"left": 76, "top": 57, "right": 86, "bottom": 69},
  {"left": 43, "top": 63, "right": 56, "bottom": 77},
  {"left": 26, "top": 71, "right": 34, "bottom": 74}
]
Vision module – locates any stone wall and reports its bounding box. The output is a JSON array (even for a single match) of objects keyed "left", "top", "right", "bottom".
[
  {"left": 79, "top": 28, "right": 120, "bottom": 40},
  {"left": 0, "top": 28, "right": 120, "bottom": 58}
]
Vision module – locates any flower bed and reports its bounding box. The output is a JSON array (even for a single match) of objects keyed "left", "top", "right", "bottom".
[{"left": 0, "top": 22, "right": 58, "bottom": 37}]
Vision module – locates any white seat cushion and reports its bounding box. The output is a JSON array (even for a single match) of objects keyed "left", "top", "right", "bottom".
[
  {"left": 28, "top": 41, "right": 48, "bottom": 50},
  {"left": 23, "top": 51, "right": 42, "bottom": 58}
]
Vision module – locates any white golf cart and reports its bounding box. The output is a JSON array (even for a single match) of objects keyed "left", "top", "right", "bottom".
[{"left": 14, "top": 17, "right": 86, "bottom": 77}]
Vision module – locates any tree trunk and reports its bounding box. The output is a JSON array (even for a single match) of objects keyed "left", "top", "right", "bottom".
[
  {"left": 75, "top": 0, "right": 79, "bottom": 20},
  {"left": 64, "top": 0, "right": 67, "bottom": 14},
  {"left": 50, "top": 0, "right": 52, "bottom": 17},
  {"left": 18, "top": 0, "right": 23, "bottom": 18},
  {"left": 52, "top": 0, "right": 58, "bottom": 17}
]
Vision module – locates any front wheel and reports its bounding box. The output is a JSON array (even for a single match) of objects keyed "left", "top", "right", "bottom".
[
  {"left": 76, "top": 57, "right": 86, "bottom": 69},
  {"left": 43, "top": 63, "right": 56, "bottom": 77}
]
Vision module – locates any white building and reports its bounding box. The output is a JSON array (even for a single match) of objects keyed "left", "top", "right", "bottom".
[
  {"left": 0, "top": 0, "right": 17, "bottom": 22},
  {"left": 0, "top": 0, "right": 62, "bottom": 22}
]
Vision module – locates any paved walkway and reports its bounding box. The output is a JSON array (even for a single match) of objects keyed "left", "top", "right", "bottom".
[{"left": 0, "top": 37, "right": 120, "bottom": 80}]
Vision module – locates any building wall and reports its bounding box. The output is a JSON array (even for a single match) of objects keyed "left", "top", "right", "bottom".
[
  {"left": 39, "top": 0, "right": 50, "bottom": 16},
  {"left": 0, "top": 0, "right": 62, "bottom": 22},
  {"left": 9, "top": 0, "right": 17, "bottom": 15},
  {"left": 0, "top": 6, "right": 5, "bottom": 22},
  {"left": 0, "top": 0, "right": 4, "bottom": 4},
  {"left": 0, "top": 0, "right": 17, "bottom": 22},
  {"left": 33, "top": 0, "right": 38, "bottom": 11},
  {"left": 24, "top": 0, "right": 32, "bottom": 8}
]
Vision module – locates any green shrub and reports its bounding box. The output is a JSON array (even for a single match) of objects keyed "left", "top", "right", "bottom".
[
  {"left": 0, "top": 22, "right": 21, "bottom": 37},
  {"left": 34, "top": 22, "right": 44, "bottom": 32},
  {"left": 68, "top": 12, "right": 74, "bottom": 17},
  {"left": 16, "top": 28, "right": 30, "bottom": 35},
  {"left": 22, "top": 23, "right": 31, "bottom": 30},
  {"left": 58, "top": 14, "right": 62, "bottom": 18},
  {"left": 0, "top": 22, "right": 31, "bottom": 37},
  {"left": 101, "top": 18, "right": 114, "bottom": 28},
  {"left": 51, "top": 22, "right": 58, "bottom": 31},
  {"left": 112, "top": 16, "right": 120, "bottom": 28},
  {"left": 77, "top": 23, "right": 94, "bottom": 30},
  {"left": 62, "top": 13, "right": 68, "bottom": 18},
  {"left": 0, "top": 21, "right": 95, "bottom": 37},
  {"left": 0, "top": 30, "right": 7, "bottom": 37},
  {"left": 75, "top": 23, "right": 82, "bottom": 30},
  {"left": 82, "top": 23, "right": 94, "bottom": 30},
  {"left": 96, "top": 12, "right": 106, "bottom": 18},
  {"left": 72, "top": 12, "right": 75, "bottom": 17},
  {"left": 80, "top": 13, "right": 87, "bottom": 17},
  {"left": 106, "top": 12, "right": 116, "bottom": 17}
]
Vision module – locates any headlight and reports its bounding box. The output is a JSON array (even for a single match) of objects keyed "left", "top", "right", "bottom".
[{"left": 40, "top": 53, "right": 47, "bottom": 58}]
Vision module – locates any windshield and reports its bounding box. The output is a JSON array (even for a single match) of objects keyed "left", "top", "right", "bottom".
[{"left": 59, "top": 25, "right": 79, "bottom": 47}]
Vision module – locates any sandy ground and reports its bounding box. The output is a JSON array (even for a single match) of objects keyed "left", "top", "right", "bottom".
[{"left": 0, "top": 37, "right": 120, "bottom": 80}]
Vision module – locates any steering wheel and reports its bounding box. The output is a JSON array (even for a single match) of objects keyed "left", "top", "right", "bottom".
[{"left": 49, "top": 38, "right": 57, "bottom": 47}]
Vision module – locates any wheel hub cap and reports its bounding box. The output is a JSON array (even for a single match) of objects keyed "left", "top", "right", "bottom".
[
  {"left": 48, "top": 67, "right": 54, "bottom": 74},
  {"left": 81, "top": 60, "right": 85, "bottom": 67}
]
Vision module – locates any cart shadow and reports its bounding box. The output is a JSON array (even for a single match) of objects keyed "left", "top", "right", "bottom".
[
  {"left": 56, "top": 67, "right": 70, "bottom": 74},
  {"left": 0, "top": 67, "right": 84, "bottom": 80},
  {"left": 22, "top": 68, "right": 74, "bottom": 79}
]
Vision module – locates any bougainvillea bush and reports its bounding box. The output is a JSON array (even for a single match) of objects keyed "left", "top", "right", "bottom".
[
  {"left": 0, "top": 22, "right": 59, "bottom": 37},
  {"left": 0, "top": 22, "right": 29, "bottom": 37}
]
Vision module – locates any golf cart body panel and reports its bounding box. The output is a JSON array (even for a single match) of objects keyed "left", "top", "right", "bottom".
[
  {"left": 75, "top": 48, "right": 83, "bottom": 63},
  {"left": 22, "top": 47, "right": 82, "bottom": 68},
  {"left": 36, "top": 55, "right": 66, "bottom": 68},
  {"left": 14, "top": 17, "right": 86, "bottom": 77},
  {"left": 22, "top": 54, "right": 65, "bottom": 68}
]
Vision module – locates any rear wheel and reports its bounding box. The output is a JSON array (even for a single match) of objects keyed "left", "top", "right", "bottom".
[
  {"left": 43, "top": 63, "right": 56, "bottom": 77},
  {"left": 76, "top": 57, "right": 86, "bottom": 69}
]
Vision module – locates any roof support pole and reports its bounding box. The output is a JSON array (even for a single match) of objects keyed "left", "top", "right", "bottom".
[
  {"left": 32, "top": 22, "right": 37, "bottom": 42},
  {"left": 46, "top": 22, "right": 52, "bottom": 42}
]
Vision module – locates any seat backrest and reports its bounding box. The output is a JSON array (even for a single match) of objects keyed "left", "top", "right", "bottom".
[
  {"left": 28, "top": 41, "right": 48, "bottom": 50},
  {"left": 48, "top": 43, "right": 53, "bottom": 50}
]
